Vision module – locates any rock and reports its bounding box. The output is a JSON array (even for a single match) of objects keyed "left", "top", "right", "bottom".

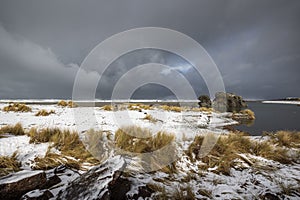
[
  {"left": 212, "top": 92, "right": 247, "bottom": 112},
  {"left": 259, "top": 192, "right": 281, "bottom": 200},
  {"left": 0, "top": 170, "right": 47, "bottom": 200},
  {"left": 57, "top": 156, "right": 127, "bottom": 200},
  {"left": 21, "top": 189, "right": 54, "bottom": 200},
  {"left": 198, "top": 95, "right": 212, "bottom": 108}
]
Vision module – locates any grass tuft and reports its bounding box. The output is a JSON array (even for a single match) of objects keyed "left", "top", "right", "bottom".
[
  {"left": 101, "top": 104, "right": 113, "bottom": 111},
  {"left": 3, "top": 103, "right": 32, "bottom": 112},
  {"left": 160, "top": 105, "right": 182, "bottom": 112},
  {"left": 57, "top": 100, "right": 77, "bottom": 108},
  {"left": 143, "top": 114, "right": 158, "bottom": 123},
  {"left": 35, "top": 109, "right": 55, "bottom": 116},
  {"left": 115, "top": 126, "right": 176, "bottom": 172},
  {"left": 187, "top": 132, "right": 295, "bottom": 175},
  {"left": 29, "top": 127, "right": 99, "bottom": 170},
  {"left": 0, "top": 123, "right": 25, "bottom": 135},
  {"left": 0, "top": 152, "right": 21, "bottom": 177}
]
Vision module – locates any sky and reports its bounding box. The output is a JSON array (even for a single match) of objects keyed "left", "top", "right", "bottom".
[{"left": 0, "top": 0, "right": 299, "bottom": 100}]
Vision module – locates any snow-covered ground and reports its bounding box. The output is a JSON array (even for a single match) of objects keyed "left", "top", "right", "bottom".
[
  {"left": 263, "top": 100, "right": 300, "bottom": 105},
  {"left": 0, "top": 102, "right": 299, "bottom": 199}
]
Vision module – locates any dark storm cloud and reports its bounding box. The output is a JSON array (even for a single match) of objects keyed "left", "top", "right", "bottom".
[{"left": 0, "top": 0, "right": 299, "bottom": 99}]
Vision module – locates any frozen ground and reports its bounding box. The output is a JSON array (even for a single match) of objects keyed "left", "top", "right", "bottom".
[{"left": 0, "top": 102, "right": 299, "bottom": 199}]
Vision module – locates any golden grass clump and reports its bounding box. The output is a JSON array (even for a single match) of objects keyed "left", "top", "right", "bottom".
[
  {"left": 192, "top": 107, "right": 214, "bottom": 113},
  {"left": 160, "top": 105, "right": 182, "bottom": 112},
  {"left": 57, "top": 100, "right": 77, "bottom": 108},
  {"left": 0, "top": 152, "right": 21, "bottom": 177},
  {"left": 187, "top": 132, "right": 294, "bottom": 175},
  {"left": 0, "top": 123, "right": 25, "bottom": 135},
  {"left": 101, "top": 104, "right": 113, "bottom": 111},
  {"left": 3, "top": 103, "right": 32, "bottom": 112},
  {"left": 29, "top": 127, "right": 99, "bottom": 170},
  {"left": 240, "top": 109, "right": 255, "bottom": 120},
  {"left": 127, "top": 103, "right": 152, "bottom": 111},
  {"left": 143, "top": 114, "right": 158, "bottom": 123},
  {"left": 35, "top": 109, "right": 55, "bottom": 116},
  {"left": 115, "top": 126, "right": 176, "bottom": 172},
  {"left": 266, "top": 131, "right": 300, "bottom": 148}
]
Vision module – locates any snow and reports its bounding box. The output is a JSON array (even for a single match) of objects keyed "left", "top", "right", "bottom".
[
  {"left": 0, "top": 135, "right": 49, "bottom": 169},
  {"left": 0, "top": 170, "right": 43, "bottom": 184},
  {"left": 263, "top": 100, "right": 300, "bottom": 105},
  {"left": 0, "top": 101, "right": 299, "bottom": 199}
]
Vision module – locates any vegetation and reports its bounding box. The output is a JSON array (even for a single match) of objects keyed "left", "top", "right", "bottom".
[
  {"left": 101, "top": 104, "right": 113, "bottom": 111},
  {"left": 29, "top": 127, "right": 99, "bottom": 170},
  {"left": 115, "top": 126, "right": 176, "bottom": 173},
  {"left": 160, "top": 105, "right": 182, "bottom": 112},
  {"left": 143, "top": 114, "right": 158, "bottom": 123},
  {"left": 128, "top": 103, "right": 152, "bottom": 111},
  {"left": 57, "top": 100, "right": 77, "bottom": 108},
  {"left": 0, "top": 123, "right": 25, "bottom": 135},
  {"left": 187, "top": 132, "right": 297, "bottom": 175},
  {"left": 264, "top": 130, "right": 300, "bottom": 148},
  {"left": 2, "top": 103, "right": 32, "bottom": 112},
  {"left": 35, "top": 109, "right": 55, "bottom": 116},
  {"left": 0, "top": 152, "right": 21, "bottom": 177}
]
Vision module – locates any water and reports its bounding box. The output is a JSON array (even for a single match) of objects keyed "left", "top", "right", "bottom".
[{"left": 236, "top": 102, "right": 300, "bottom": 136}]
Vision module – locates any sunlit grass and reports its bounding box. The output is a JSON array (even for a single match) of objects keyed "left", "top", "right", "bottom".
[
  {"left": 0, "top": 123, "right": 25, "bottom": 136},
  {"left": 35, "top": 109, "right": 55, "bottom": 116},
  {"left": 0, "top": 152, "right": 21, "bottom": 177},
  {"left": 3, "top": 103, "right": 32, "bottom": 112}
]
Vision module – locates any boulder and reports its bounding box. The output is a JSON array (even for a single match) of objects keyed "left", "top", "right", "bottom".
[
  {"left": 0, "top": 170, "right": 47, "bottom": 200},
  {"left": 21, "top": 189, "right": 54, "bottom": 200},
  {"left": 212, "top": 92, "right": 247, "bottom": 112},
  {"left": 198, "top": 95, "right": 212, "bottom": 108},
  {"left": 57, "top": 156, "right": 127, "bottom": 200}
]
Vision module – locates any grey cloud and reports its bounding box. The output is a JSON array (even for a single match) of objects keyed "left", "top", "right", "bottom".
[{"left": 0, "top": 0, "right": 300, "bottom": 99}]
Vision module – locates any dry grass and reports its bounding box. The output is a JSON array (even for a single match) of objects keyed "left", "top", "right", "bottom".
[
  {"left": 160, "top": 105, "right": 182, "bottom": 112},
  {"left": 35, "top": 109, "right": 55, "bottom": 116},
  {"left": 29, "top": 127, "right": 99, "bottom": 170},
  {"left": 127, "top": 103, "right": 152, "bottom": 111},
  {"left": 187, "top": 132, "right": 294, "bottom": 175},
  {"left": 3, "top": 103, "right": 32, "bottom": 112},
  {"left": 143, "top": 114, "right": 158, "bottom": 123},
  {"left": 0, "top": 152, "right": 21, "bottom": 177},
  {"left": 192, "top": 107, "right": 214, "bottom": 113},
  {"left": 0, "top": 123, "right": 25, "bottom": 135},
  {"left": 57, "top": 100, "right": 68, "bottom": 107},
  {"left": 101, "top": 104, "right": 113, "bottom": 111},
  {"left": 57, "top": 100, "right": 77, "bottom": 108},
  {"left": 265, "top": 131, "right": 300, "bottom": 148},
  {"left": 115, "top": 126, "right": 176, "bottom": 172},
  {"left": 84, "top": 129, "right": 113, "bottom": 163}
]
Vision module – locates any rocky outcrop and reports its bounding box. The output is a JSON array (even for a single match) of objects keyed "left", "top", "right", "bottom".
[
  {"left": 198, "top": 95, "right": 212, "bottom": 108},
  {"left": 57, "top": 156, "right": 127, "bottom": 200},
  {"left": 0, "top": 170, "right": 47, "bottom": 200},
  {"left": 21, "top": 189, "right": 54, "bottom": 200},
  {"left": 212, "top": 92, "right": 247, "bottom": 112}
]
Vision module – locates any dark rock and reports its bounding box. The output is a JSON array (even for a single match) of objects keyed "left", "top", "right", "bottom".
[
  {"left": 57, "top": 156, "right": 127, "bottom": 200},
  {"left": 198, "top": 95, "right": 212, "bottom": 108},
  {"left": 212, "top": 92, "right": 247, "bottom": 112},
  {"left": 21, "top": 189, "right": 54, "bottom": 200},
  {"left": 260, "top": 192, "right": 281, "bottom": 200},
  {"left": 0, "top": 170, "right": 47, "bottom": 200},
  {"left": 131, "top": 186, "right": 154, "bottom": 200}
]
